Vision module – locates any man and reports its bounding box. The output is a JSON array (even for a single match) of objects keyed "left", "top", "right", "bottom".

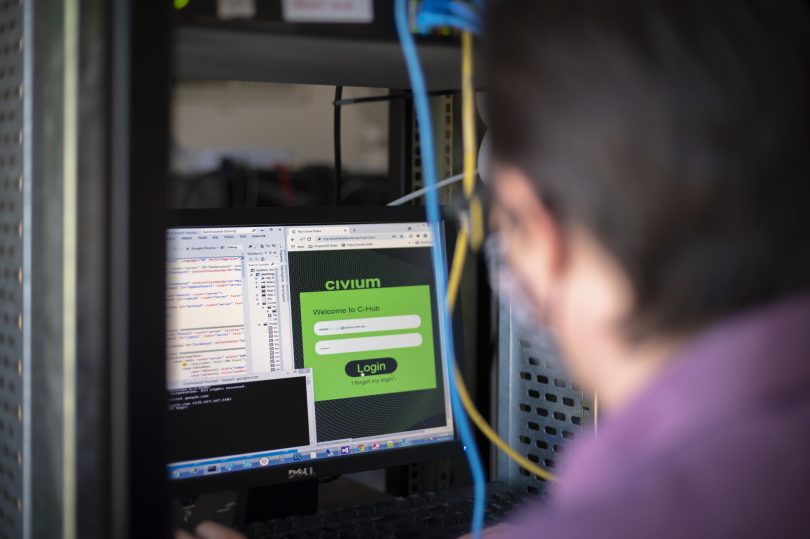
[
  {"left": 181, "top": 0, "right": 810, "bottom": 537},
  {"left": 476, "top": 0, "right": 810, "bottom": 536}
]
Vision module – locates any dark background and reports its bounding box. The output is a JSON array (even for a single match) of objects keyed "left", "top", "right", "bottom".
[{"left": 167, "top": 376, "right": 310, "bottom": 463}]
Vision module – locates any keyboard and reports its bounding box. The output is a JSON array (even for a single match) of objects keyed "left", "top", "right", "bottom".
[{"left": 241, "top": 481, "right": 524, "bottom": 539}]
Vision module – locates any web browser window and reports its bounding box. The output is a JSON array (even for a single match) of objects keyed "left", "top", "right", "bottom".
[{"left": 166, "top": 222, "right": 454, "bottom": 479}]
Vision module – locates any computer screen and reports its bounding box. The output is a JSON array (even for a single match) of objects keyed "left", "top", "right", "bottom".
[{"left": 166, "top": 212, "right": 456, "bottom": 484}]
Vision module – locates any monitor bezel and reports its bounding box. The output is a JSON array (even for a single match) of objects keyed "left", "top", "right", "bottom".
[{"left": 166, "top": 206, "right": 466, "bottom": 497}]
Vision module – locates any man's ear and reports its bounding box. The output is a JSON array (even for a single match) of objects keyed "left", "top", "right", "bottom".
[{"left": 494, "top": 166, "right": 565, "bottom": 304}]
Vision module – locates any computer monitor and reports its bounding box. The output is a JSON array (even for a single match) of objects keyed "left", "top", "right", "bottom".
[{"left": 166, "top": 207, "right": 462, "bottom": 497}]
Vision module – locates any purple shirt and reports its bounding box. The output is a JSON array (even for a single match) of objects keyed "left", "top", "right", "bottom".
[{"left": 507, "top": 295, "right": 810, "bottom": 538}]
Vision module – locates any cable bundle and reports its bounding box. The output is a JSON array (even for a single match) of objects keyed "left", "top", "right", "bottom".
[{"left": 395, "top": 2, "right": 557, "bottom": 536}]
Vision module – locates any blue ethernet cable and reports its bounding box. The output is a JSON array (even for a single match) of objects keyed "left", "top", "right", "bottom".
[
  {"left": 417, "top": 12, "right": 481, "bottom": 35},
  {"left": 443, "top": 1, "right": 482, "bottom": 27},
  {"left": 419, "top": 0, "right": 483, "bottom": 34},
  {"left": 394, "top": 1, "right": 487, "bottom": 538},
  {"left": 422, "top": 0, "right": 482, "bottom": 28}
]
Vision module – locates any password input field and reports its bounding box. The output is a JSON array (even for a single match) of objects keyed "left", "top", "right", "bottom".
[
  {"left": 314, "top": 314, "right": 422, "bottom": 336},
  {"left": 315, "top": 333, "right": 423, "bottom": 355}
]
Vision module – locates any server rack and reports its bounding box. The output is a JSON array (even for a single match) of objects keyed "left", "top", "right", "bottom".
[
  {"left": 7, "top": 1, "right": 170, "bottom": 537},
  {"left": 3, "top": 2, "right": 594, "bottom": 537}
]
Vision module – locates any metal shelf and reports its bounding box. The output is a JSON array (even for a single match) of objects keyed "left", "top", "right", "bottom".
[{"left": 174, "top": 24, "right": 466, "bottom": 90}]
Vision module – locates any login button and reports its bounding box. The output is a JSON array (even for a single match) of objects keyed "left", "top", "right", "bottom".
[{"left": 345, "top": 358, "right": 397, "bottom": 377}]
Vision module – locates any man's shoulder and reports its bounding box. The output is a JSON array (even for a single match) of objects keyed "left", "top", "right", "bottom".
[
  {"left": 516, "top": 296, "right": 810, "bottom": 537},
  {"left": 510, "top": 401, "right": 810, "bottom": 538}
]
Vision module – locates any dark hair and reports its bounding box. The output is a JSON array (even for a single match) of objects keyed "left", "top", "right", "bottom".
[{"left": 486, "top": 0, "right": 810, "bottom": 339}]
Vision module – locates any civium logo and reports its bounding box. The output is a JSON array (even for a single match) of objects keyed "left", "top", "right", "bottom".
[{"left": 324, "top": 278, "right": 381, "bottom": 290}]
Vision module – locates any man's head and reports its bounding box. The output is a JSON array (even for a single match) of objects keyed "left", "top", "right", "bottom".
[{"left": 485, "top": 0, "right": 810, "bottom": 406}]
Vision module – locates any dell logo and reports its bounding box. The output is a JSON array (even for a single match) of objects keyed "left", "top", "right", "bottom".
[{"left": 288, "top": 467, "right": 315, "bottom": 480}]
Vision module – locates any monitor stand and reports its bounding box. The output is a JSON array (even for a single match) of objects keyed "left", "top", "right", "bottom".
[{"left": 236, "top": 477, "right": 320, "bottom": 524}]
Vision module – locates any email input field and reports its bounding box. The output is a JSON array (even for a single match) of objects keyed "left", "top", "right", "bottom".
[{"left": 314, "top": 314, "right": 422, "bottom": 336}]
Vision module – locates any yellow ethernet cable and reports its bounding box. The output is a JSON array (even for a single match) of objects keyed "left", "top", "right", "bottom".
[{"left": 445, "top": 31, "right": 566, "bottom": 483}]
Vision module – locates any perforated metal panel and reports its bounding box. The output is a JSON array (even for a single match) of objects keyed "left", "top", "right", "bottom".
[
  {"left": 0, "top": 1, "right": 23, "bottom": 537},
  {"left": 497, "top": 300, "right": 595, "bottom": 496}
]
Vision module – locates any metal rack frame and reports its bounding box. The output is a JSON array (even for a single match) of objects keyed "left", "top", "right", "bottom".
[
  {"left": 2, "top": 2, "right": 593, "bottom": 536},
  {"left": 496, "top": 300, "right": 596, "bottom": 496}
]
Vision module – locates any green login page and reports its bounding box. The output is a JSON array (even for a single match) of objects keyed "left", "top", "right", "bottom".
[{"left": 300, "top": 285, "right": 438, "bottom": 401}]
